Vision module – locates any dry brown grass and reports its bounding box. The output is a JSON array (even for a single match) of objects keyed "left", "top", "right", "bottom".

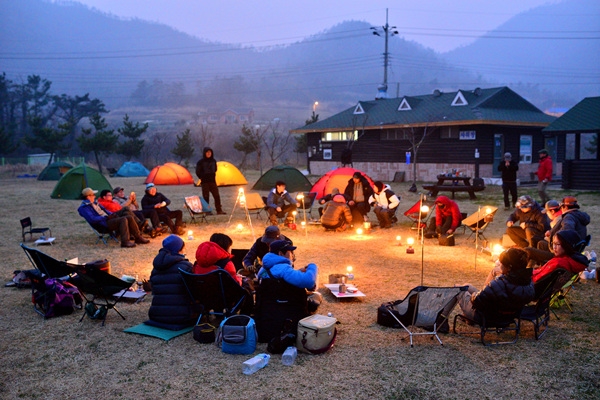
[{"left": 1, "top": 170, "right": 599, "bottom": 400}]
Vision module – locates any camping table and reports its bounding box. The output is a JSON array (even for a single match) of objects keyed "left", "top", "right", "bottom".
[
  {"left": 422, "top": 175, "right": 484, "bottom": 200},
  {"left": 114, "top": 289, "right": 147, "bottom": 303},
  {"left": 35, "top": 237, "right": 55, "bottom": 245},
  {"left": 324, "top": 284, "right": 366, "bottom": 298}
]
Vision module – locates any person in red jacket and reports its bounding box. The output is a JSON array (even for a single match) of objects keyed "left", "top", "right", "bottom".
[
  {"left": 193, "top": 233, "right": 242, "bottom": 285},
  {"left": 424, "top": 195, "right": 462, "bottom": 238},
  {"left": 532, "top": 229, "right": 588, "bottom": 283},
  {"left": 536, "top": 149, "right": 553, "bottom": 205}
]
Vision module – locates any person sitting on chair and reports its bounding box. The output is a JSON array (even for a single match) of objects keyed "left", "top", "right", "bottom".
[
  {"left": 242, "top": 226, "right": 292, "bottom": 273},
  {"left": 531, "top": 230, "right": 589, "bottom": 284},
  {"left": 457, "top": 247, "right": 534, "bottom": 324},
  {"left": 344, "top": 172, "right": 374, "bottom": 224},
  {"left": 147, "top": 235, "right": 196, "bottom": 330},
  {"left": 192, "top": 233, "right": 241, "bottom": 285},
  {"left": 113, "top": 186, "right": 164, "bottom": 235},
  {"left": 141, "top": 183, "right": 185, "bottom": 235},
  {"left": 424, "top": 196, "right": 462, "bottom": 238},
  {"left": 368, "top": 181, "right": 400, "bottom": 229},
  {"left": 320, "top": 194, "right": 353, "bottom": 232},
  {"left": 266, "top": 181, "right": 300, "bottom": 227},
  {"left": 78, "top": 187, "right": 149, "bottom": 248},
  {"left": 97, "top": 189, "right": 149, "bottom": 233},
  {"left": 505, "top": 195, "right": 549, "bottom": 248}
]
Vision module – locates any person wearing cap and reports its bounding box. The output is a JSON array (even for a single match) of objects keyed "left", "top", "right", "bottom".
[
  {"left": 531, "top": 230, "right": 589, "bottom": 284},
  {"left": 344, "top": 171, "right": 374, "bottom": 224},
  {"left": 258, "top": 240, "right": 317, "bottom": 290},
  {"left": 505, "top": 195, "right": 549, "bottom": 248},
  {"left": 497, "top": 152, "right": 519, "bottom": 210},
  {"left": 368, "top": 181, "right": 400, "bottom": 229},
  {"left": 536, "top": 149, "right": 553, "bottom": 205},
  {"left": 242, "top": 226, "right": 292, "bottom": 272},
  {"left": 77, "top": 187, "right": 150, "bottom": 248},
  {"left": 113, "top": 186, "right": 164, "bottom": 235},
  {"left": 424, "top": 195, "right": 462, "bottom": 238},
  {"left": 320, "top": 193, "right": 353, "bottom": 231},
  {"left": 147, "top": 235, "right": 196, "bottom": 330},
  {"left": 141, "top": 183, "right": 185, "bottom": 235},
  {"left": 97, "top": 189, "right": 149, "bottom": 233},
  {"left": 266, "top": 181, "right": 300, "bottom": 226},
  {"left": 458, "top": 247, "right": 534, "bottom": 324},
  {"left": 195, "top": 147, "right": 226, "bottom": 215},
  {"left": 544, "top": 200, "right": 562, "bottom": 228}
]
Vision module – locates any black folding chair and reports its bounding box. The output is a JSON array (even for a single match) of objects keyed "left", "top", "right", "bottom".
[
  {"left": 454, "top": 307, "right": 522, "bottom": 346},
  {"left": 295, "top": 192, "right": 318, "bottom": 221},
  {"left": 179, "top": 268, "right": 249, "bottom": 324},
  {"left": 20, "top": 217, "right": 51, "bottom": 242},
  {"left": 21, "top": 243, "right": 77, "bottom": 279}
]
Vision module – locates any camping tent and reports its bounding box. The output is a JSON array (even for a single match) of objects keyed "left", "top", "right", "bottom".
[
  {"left": 51, "top": 163, "right": 112, "bottom": 199},
  {"left": 115, "top": 161, "right": 150, "bottom": 177},
  {"left": 252, "top": 165, "right": 312, "bottom": 192},
  {"left": 145, "top": 162, "right": 194, "bottom": 185},
  {"left": 215, "top": 161, "right": 247, "bottom": 186},
  {"left": 38, "top": 161, "right": 73, "bottom": 181},
  {"left": 311, "top": 167, "right": 375, "bottom": 200}
]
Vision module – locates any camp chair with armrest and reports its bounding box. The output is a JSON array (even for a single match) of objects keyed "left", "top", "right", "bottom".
[
  {"left": 295, "top": 192, "right": 318, "bottom": 221},
  {"left": 20, "top": 217, "right": 51, "bottom": 242},
  {"left": 70, "top": 263, "right": 133, "bottom": 326},
  {"left": 403, "top": 199, "right": 435, "bottom": 231},
  {"left": 458, "top": 206, "right": 498, "bottom": 241},
  {"left": 520, "top": 268, "right": 568, "bottom": 340},
  {"left": 383, "top": 285, "right": 468, "bottom": 347},
  {"left": 81, "top": 218, "right": 119, "bottom": 245},
  {"left": 21, "top": 243, "right": 77, "bottom": 279},
  {"left": 453, "top": 305, "right": 522, "bottom": 346},
  {"left": 179, "top": 268, "right": 249, "bottom": 324},
  {"left": 243, "top": 192, "right": 267, "bottom": 219},
  {"left": 550, "top": 271, "right": 579, "bottom": 318},
  {"left": 184, "top": 195, "right": 213, "bottom": 224}
]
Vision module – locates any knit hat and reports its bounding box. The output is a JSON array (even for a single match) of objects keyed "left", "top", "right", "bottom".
[
  {"left": 499, "top": 247, "right": 528, "bottom": 273},
  {"left": 556, "top": 230, "right": 585, "bottom": 255},
  {"left": 333, "top": 194, "right": 346, "bottom": 203},
  {"left": 504, "top": 152, "right": 512, "bottom": 160},
  {"left": 162, "top": 234, "right": 184, "bottom": 254},
  {"left": 261, "top": 225, "right": 281, "bottom": 244}
]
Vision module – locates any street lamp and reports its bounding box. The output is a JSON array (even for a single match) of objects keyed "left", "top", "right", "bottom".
[{"left": 313, "top": 101, "right": 319, "bottom": 112}]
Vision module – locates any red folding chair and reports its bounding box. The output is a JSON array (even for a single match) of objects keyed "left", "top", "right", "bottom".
[{"left": 403, "top": 199, "right": 435, "bottom": 230}]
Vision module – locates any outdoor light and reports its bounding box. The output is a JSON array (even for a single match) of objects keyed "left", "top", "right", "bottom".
[
  {"left": 296, "top": 193, "right": 304, "bottom": 200},
  {"left": 421, "top": 205, "right": 429, "bottom": 213},
  {"left": 406, "top": 237, "right": 415, "bottom": 254},
  {"left": 187, "top": 230, "right": 194, "bottom": 240},
  {"left": 301, "top": 221, "right": 306, "bottom": 227},
  {"left": 356, "top": 228, "right": 363, "bottom": 236},
  {"left": 236, "top": 223, "right": 244, "bottom": 232},
  {"left": 363, "top": 221, "right": 371, "bottom": 231},
  {"left": 492, "top": 244, "right": 504, "bottom": 261},
  {"left": 346, "top": 266, "right": 354, "bottom": 280},
  {"left": 396, "top": 235, "right": 402, "bottom": 246}
]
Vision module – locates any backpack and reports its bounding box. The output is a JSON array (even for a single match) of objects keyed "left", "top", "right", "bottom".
[
  {"left": 33, "top": 278, "right": 82, "bottom": 319},
  {"left": 217, "top": 314, "right": 257, "bottom": 355}
]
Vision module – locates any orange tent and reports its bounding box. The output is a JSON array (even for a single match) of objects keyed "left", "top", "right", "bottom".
[
  {"left": 145, "top": 162, "right": 194, "bottom": 185},
  {"left": 311, "top": 167, "right": 375, "bottom": 200}
]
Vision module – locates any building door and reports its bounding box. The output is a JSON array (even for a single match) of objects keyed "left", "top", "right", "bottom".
[
  {"left": 544, "top": 137, "right": 557, "bottom": 177},
  {"left": 493, "top": 134, "right": 504, "bottom": 177}
]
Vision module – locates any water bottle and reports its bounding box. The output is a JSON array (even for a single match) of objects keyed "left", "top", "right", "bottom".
[
  {"left": 590, "top": 250, "right": 597, "bottom": 263},
  {"left": 242, "top": 353, "right": 270, "bottom": 375},
  {"left": 282, "top": 346, "right": 297, "bottom": 366}
]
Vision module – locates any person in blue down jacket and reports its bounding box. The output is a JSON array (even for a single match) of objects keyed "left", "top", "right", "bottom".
[
  {"left": 147, "top": 235, "right": 196, "bottom": 330},
  {"left": 258, "top": 240, "right": 317, "bottom": 290}
]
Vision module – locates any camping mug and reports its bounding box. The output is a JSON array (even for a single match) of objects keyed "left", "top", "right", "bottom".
[{"left": 339, "top": 283, "right": 346, "bottom": 293}]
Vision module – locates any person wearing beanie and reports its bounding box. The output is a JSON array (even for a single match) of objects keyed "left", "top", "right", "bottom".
[
  {"left": 147, "top": 234, "right": 195, "bottom": 330},
  {"left": 141, "top": 183, "right": 185, "bottom": 235},
  {"left": 368, "top": 181, "right": 400, "bottom": 229},
  {"left": 505, "top": 195, "right": 549, "bottom": 248},
  {"left": 320, "top": 193, "right": 353, "bottom": 231},
  {"left": 242, "top": 226, "right": 292, "bottom": 273},
  {"left": 195, "top": 147, "right": 226, "bottom": 215},
  {"left": 498, "top": 152, "right": 519, "bottom": 210},
  {"left": 343, "top": 172, "right": 374, "bottom": 225},
  {"left": 536, "top": 149, "right": 552, "bottom": 205},
  {"left": 459, "top": 247, "right": 534, "bottom": 324},
  {"left": 532, "top": 230, "right": 589, "bottom": 283}
]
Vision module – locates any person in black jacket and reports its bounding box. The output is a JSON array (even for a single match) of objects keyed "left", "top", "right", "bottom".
[
  {"left": 141, "top": 183, "right": 185, "bottom": 235},
  {"left": 457, "top": 247, "right": 534, "bottom": 324},
  {"left": 498, "top": 152, "right": 519, "bottom": 210},
  {"left": 147, "top": 235, "right": 196, "bottom": 330},
  {"left": 343, "top": 172, "right": 374, "bottom": 225},
  {"left": 195, "top": 147, "right": 225, "bottom": 215},
  {"left": 505, "top": 195, "right": 549, "bottom": 248}
]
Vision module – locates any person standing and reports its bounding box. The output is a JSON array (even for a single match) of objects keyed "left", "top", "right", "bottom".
[
  {"left": 536, "top": 149, "right": 552, "bottom": 205},
  {"left": 195, "top": 147, "right": 225, "bottom": 215},
  {"left": 498, "top": 152, "right": 519, "bottom": 210}
]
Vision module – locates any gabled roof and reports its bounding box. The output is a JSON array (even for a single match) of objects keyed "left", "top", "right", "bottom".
[
  {"left": 543, "top": 97, "right": 600, "bottom": 133},
  {"left": 292, "top": 86, "right": 555, "bottom": 133}
]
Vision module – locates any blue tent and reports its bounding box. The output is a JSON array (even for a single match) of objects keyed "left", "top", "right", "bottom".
[{"left": 115, "top": 161, "right": 150, "bottom": 177}]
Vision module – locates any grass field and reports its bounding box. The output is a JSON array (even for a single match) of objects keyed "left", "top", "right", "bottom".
[{"left": 1, "top": 169, "right": 599, "bottom": 399}]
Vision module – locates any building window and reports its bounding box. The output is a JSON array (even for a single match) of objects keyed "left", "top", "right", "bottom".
[
  {"left": 580, "top": 133, "right": 598, "bottom": 160},
  {"left": 381, "top": 130, "right": 407, "bottom": 140},
  {"left": 440, "top": 126, "right": 459, "bottom": 139},
  {"left": 321, "top": 131, "right": 357, "bottom": 142},
  {"left": 565, "top": 133, "right": 576, "bottom": 160},
  {"left": 520, "top": 135, "right": 532, "bottom": 164}
]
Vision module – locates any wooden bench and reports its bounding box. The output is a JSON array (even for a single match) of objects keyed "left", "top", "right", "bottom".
[{"left": 423, "top": 184, "right": 485, "bottom": 200}]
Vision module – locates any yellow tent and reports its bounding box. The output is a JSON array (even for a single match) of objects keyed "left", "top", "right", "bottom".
[{"left": 215, "top": 161, "right": 248, "bottom": 186}]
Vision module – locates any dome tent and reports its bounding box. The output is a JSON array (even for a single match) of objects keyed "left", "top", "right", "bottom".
[
  {"left": 115, "top": 161, "right": 150, "bottom": 177},
  {"left": 51, "top": 163, "right": 112, "bottom": 200},
  {"left": 252, "top": 165, "right": 312, "bottom": 193},
  {"left": 215, "top": 161, "right": 247, "bottom": 186},
  {"left": 310, "top": 167, "right": 375, "bottom": 200},
  {"left": 38, "top": 161, "right": 73, "bottom": 181},
  {"left": 145, "top": 162, "right": 194, "bottom": 185}
]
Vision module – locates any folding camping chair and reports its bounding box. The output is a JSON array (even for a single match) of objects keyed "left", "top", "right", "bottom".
[
  {"left": 295, "top": 192, "right": 318, "bottom": 221},
  {"left": 458, "top": 206, "right": 498, "bottom": 241},
  {"left": 179, "top": 269, "right": 249, "bottom": 324},
  {"left": 20, "top": 217, "right": 51, "bottom": 242},
  {"left": 453, "top": 300, "right": 523, "bottom": 346},
  {"left": 243, "top": 192, "right": 267, "bottom": 219},
  {"left": 21, "top": 243, "right": 78, "bottom": 279},
  {"left": 382, "top": 285, "right": 468, "bottom": 346},
  {"left": 184, "top": 195, "right": 213, "bottom": 224},
  {"left": 70, "top": 263, "right": 133, "bottom": 326},
  {"left": 403, "top": 199, "right": 435, "bottom": 231},
  {"left": 550, "top": 271, "right": 579, "bottom": 318}
]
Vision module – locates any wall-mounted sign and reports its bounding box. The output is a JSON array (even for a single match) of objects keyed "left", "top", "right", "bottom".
[{"left": 459, "top": 130, "right": 476, "bottom": 140}]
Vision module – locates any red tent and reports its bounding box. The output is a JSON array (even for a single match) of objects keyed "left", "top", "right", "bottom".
[
  {"left": 310, "top": 168, "right": 375, "bottom": 200},
  {"left": 145, "top": 162, "right": 194, "bottom": 185}
]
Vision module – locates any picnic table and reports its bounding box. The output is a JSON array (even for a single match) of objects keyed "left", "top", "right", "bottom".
[{"left": 423, "top": 175, "right": 485, "bottom": 200}]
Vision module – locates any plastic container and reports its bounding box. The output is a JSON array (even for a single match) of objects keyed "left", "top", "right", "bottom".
[
  {"left": 282, "top": 346, "right": 297, "bottom": 366},
  {"left": 242, "top": 353, "right": 270, "bottom": 375},
  {"left": 590, "top": 250, "right": 597, "bottom": 263}
]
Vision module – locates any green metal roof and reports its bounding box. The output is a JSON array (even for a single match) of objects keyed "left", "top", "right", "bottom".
[
  {"left": 292, "top": 86, "right": 555, "bottom": 133},
  {"left": 543, "top": 97, "right": 600, "bottom": 133}
]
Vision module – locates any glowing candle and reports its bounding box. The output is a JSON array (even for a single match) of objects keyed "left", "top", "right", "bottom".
[
  {"left": 396, "top": 235, "right": 402, "bottom": 246},
  {"left": 187, "top": 230, "right": 194, "bottom": 240},
  {"left": 406, "top": 237, "right": 415, "bottom": 254},
  {"left": 346, "top": 266, "right": 354, "bottom": 280}
]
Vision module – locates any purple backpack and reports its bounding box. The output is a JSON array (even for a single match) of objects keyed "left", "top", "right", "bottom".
[{"left": 35, "top": 279, "right": 82, "bottom": 319}]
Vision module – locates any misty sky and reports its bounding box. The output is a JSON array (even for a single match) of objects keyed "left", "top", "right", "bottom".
[{"left": 64, "top": 0, "right": 562, "bottom": 53}]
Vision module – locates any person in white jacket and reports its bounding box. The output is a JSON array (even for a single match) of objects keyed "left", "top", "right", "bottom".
[{"left": 369, "top": 181, "right": 400, "bottom": 229}]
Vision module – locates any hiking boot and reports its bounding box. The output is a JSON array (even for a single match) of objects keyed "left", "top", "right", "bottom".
[
  {"left": 121, "top": 241, "right": 136, "bottom": 248},
  {"left": 138, "top": 219, "right": 149, "bottom": 232},
  {"left": 176, "top": 226, "right": 187, "bottom": 236},
  {"left": 135, "top": 237, "right": 150, "bottom": 244},
  {"left": 216, "top": 210, "right": 227, "bottom": 215}
]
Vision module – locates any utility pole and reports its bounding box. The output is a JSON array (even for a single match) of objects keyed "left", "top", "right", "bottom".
[{"left": 371, "top": 8, "right": 398, "bottom": 99}]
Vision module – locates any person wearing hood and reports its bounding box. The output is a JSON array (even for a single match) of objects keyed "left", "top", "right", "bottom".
[
  {"left": 536, "top": 149, "right": 553, "bottom": 205},
  {"left": 195, "top": 147, "right": 225, "bottom": 215},
  {"left": 458, "top": 247, "right": 535, "bottom": 324},
  {"left": 147, "top": 235, "right": 196, "bottom": 330},
  {"left": 192, "top": 233, "right": 241, "bottom": 285},
  {"left": 424, "top": 195, "right": 462, "bottom": 238},
  {"left": 320, "top": 193, "right": 353, "bottom": 231},
  {"left": 532, "top": 229, "right": 589, "bottom": 283},
  {"left": 317, "top": 187, "right": 345, "bottom": 217},
  {"left": 344, "top": 172, "right": 374, "bottom": 224},
  {"left": 368, "top": 181, "right": 400, "bottom": 229},
  {"left": 242, "top": 226, "right": 292, "bottom": 273},
  {"left": 505, "top": 195, "right": 549, "bottom": 248},
  {"left": 498, "top": 152, "right": 519, "bottom": 210}
]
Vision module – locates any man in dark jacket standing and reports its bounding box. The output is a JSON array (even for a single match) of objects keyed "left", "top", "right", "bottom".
[
  {"left": 196, "top": 147, "right": 225, "bottom": 215},
  {"left": 498, "top": 152, "right": 519, "bottom": 210}
]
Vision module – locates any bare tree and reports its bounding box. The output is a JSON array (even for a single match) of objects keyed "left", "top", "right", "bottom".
[
  {"left": 234, "top": 124, "right": 266, "bottom": 173},
  {"left": 144, "top": 131, "right": 170, "bottom": 165},
  {"left": 262, "top": 119, "right": 294, "bottom": 168},
  {"left": 399, "top": 123, "right": 435, "bottom": 187},
  {"left": 192, "top": 123, "right": 214, "bottom": 153}
]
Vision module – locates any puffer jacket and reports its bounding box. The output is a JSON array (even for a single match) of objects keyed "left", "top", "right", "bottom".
[
  {"left": 148, "top": 249, "right": 195, "bottom": 328},
  {"left": 471, "top": 272, "right": 534, "bottom": 318},
  {"left": 195, "top": 147, "right": 217, "bottom": 183},
  {"left": 532, "top": 253, "right": 589, "bottom": 283},
  {"left": 434, "top": 196, "right": 462, "bottom": 231},
  {"left": 193, "top": 241, "right": 241, "bottom": 285},
  {"left": 507, "top": 202, "right": 549, "bottom": 234},
  {"left": 368, "top": 184, "right": 400, "bottom": 210},
  {"left": 549, "top": 209, "right": 590, "bottom": 245},
  {"left": 258, "top": 253, "right": 317, "bottom": 290},
  {"left": 320, "top": 195, "right": 353, "bottom": 226}
]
